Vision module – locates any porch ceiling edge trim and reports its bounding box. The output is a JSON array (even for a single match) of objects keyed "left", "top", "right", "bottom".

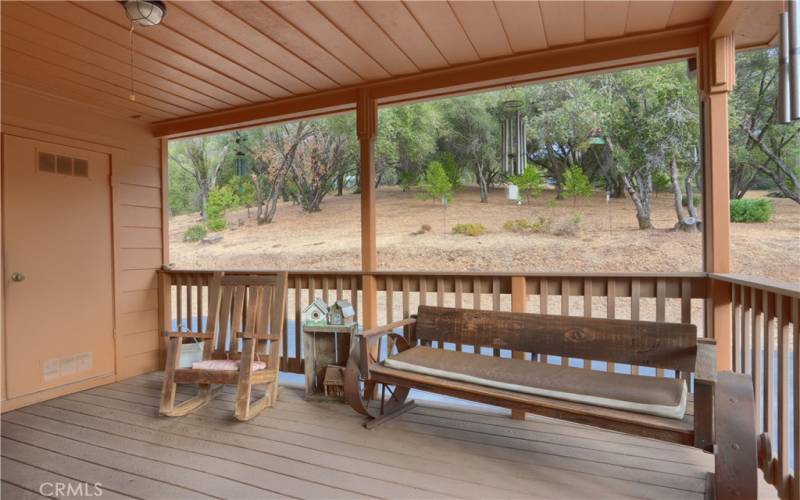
[{"left": 152, "top": 25, "right": 703, "bottom": 139}]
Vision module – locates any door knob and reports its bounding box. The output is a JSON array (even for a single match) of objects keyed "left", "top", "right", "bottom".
[{"left": 11, "top": 272, "right": 25, "bottom": 282}]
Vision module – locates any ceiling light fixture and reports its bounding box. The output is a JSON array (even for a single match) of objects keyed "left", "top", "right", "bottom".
[{"left": 120, "top": 1, "right": 167, "bottom": 102}]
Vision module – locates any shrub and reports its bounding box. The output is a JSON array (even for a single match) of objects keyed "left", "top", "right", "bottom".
[
  {"left": 652, "top": 171, "right": 672, "bottom": 193},
  {"left": 439, "top": 152, "right": 463, "bottom": 191},
  {"left": 207, "top": 218, "right": 227, "bottom": 232},
  {"left": 552, "top": 214, "right": 582, "bottom": 237},
  {"left": 207, "top": 186, "right": 238, "bottom": 232},
  {"left": 510, "top": 165, "right": 545, "bottom": 203},
  {"left": 183, "top": 224, "right": 207, "bottom": 242},
  {"left": 730, "top": 199, "right": 774, "bottom": 223},
  {"left": 682, "top": 194, "right": 701, "bottom": 207},
  {"left": 452, "top": 223, "right": 486, "bottom": 236},
  {"left": 419, "top": 161, "right": 453, "bottom": 204},
  {"left": 562, "top": 166, "right": 593, "bottom": 206},
  {"left": 502, "top": 217, "right": 550, "bottom": 233}
]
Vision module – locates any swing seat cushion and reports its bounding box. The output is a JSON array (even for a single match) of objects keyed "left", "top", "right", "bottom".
[
  {"left": 191, "top": 359, "right": 267, "bottom": 371},
  {"left": 383, "top": 346, "right": 687, "bottom": 419}
]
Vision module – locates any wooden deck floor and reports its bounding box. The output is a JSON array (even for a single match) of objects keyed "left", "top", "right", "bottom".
[{"left": 0, "top": 372, "right": 724, "bottom": 499}]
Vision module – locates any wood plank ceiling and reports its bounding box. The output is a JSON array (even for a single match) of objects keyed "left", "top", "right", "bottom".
[{"left": 1, "top": 1, "right": 781, "bottom": 126}]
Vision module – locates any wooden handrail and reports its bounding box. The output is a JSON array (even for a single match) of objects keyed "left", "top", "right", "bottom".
[{"left": 710, "top": 273, "right": 800, "bottom": 299}]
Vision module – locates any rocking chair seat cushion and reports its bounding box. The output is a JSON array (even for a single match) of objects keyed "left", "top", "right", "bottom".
[
  {"left": 191, "top": 359, "right": 267, "bottom": 371},
  {"left": 383, "top": 346, "right": 687, "bottom": 419}
]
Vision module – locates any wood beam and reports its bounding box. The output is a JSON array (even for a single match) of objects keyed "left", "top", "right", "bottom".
[
  {"left": 699, "top": 32, "right": 735, "bottom": 371},
  {"left": 709, "top": 1, "right": 752, "bottom": 39},
  {"left": 152, "top": 26, "right": 702, "bottom": 138},
  {"left": 357, "top": 90, "right": 378, "bottom": 329}
]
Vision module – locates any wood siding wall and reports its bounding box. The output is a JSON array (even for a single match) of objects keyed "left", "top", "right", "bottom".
[{"left": 1, "top": 83, "right": 163, "bottom": 409}]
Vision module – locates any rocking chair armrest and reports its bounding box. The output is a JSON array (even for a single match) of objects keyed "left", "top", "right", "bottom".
[
  {"left": 162, "top": 330, "right": 213, "bottom": 340},
  {"left": 695, "top": 338, "right": 717, "bottom": 385},
  {"left": 357, "top": 318, "right": 417, "bottom": 340}
]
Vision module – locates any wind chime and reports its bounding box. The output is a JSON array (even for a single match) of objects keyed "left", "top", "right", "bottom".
[
  {"left": 778, "top": 0, "right": 800, "bottom": 124},
  {"left": 500, "top": 99, "right": 527, "bottom": 176}
]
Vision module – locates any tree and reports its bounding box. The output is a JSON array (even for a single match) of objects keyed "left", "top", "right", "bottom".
[
  {"left": 377, "top": 103, "right": 440, "bottom": 189},
  {"left": 206, "top": 185, "right": 239, "bottom": 231},
  {"left": 439, "top": 95, "right": 499, "bottom": 202},
  {"left": 290, "top": 118, "right": 353, "bottom": 213},
  {"left": 419, "top": 161, "right": 453, "bottom": 204},
  {"left": 169, "top": 135, "right": 231, "bottom": 218},
  {"left": 562, "top": 165, "right": 593, "bottom": 206},
  {"left": 511, "top": 165, "right": 545, "bottom": 204},
  {"left": 731, "top": 49, "right": 800, "bottom": 203},
  {"left": 248, "top": 122, "right": 311, "bottom": 224},
  {"left": 599, "top": 63, "right": 699, "bottom": 229},
  {"left": 523, "top": 81, "right": 599, "bottom": 199},
  {"left": 226, "top": 175, "right": 256, "bottom": 218}
]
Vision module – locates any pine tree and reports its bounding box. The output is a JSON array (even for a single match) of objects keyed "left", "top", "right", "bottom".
[
  {"left": 419, "top": 161, "right": 453, "bottom": 204},
  {"left": 562, "top": 165, "right": 593, "bottom": 207}
]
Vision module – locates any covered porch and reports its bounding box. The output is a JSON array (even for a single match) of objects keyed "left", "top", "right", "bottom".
[{"left": 1, "top": 1, "right": 797, "bottom": 499}]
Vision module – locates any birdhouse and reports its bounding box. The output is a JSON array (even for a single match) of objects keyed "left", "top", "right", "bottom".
[
  {"left": 323, "top": 365, "right": 345, "bottom": 399},
  {"left": 304, "top": 299, "right": 329, "bottom": 327},
  {"left": 327, "top": 299, "right": 355, "bottom": 325}
]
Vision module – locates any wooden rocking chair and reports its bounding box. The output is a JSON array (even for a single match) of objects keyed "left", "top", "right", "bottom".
[{"left": 160, "top": 272, "right": 288, "bottom": 421}]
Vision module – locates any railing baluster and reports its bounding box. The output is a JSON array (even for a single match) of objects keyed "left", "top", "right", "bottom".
[
  {"left": 765, "top": 290, "right": 775, "bottom": 451},
  {"left": 742, "top": 284, "right": 751, "bottom": 375},
  {"left": 584, "top": 279, "right": 592, "bottom": 370},
  {"left": 606, "top": 279, "right": 616, "bottom": 373},
  {"left": 679, "top": 279, "right": 692, "bottom": 381},
  {"left": 294, "top": 277, "right": 302, "bottom": 372},
  {"left": 777, "top": 295, "right": 789, "bottom": 493},
  {"left": 656, "top": 279, "right": 665, "bottom": 377},
  {"left": 631, "top": 278, "right": 640, "bottom": 375},
  {"left": 752, "top": 286, "right": 762, "bottom": 433},
  {"left": 792, "top": 297, "right": 799, "bottom": 500},
  {"left": 492, "top": 278, "right": 500, "bottom": 356},
  {"left": 560, "top": 279, "right": 569, "bottom": 366},
  {"left": 455, "top": 279, "right": 463, "bottom": 352},
  {"left": 733, "top": 283, "right": 741, "bottom": 373}
]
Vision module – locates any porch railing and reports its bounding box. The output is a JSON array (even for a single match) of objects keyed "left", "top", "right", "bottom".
[
  {"left": 158, "top": 268, "right": 796, "bottom": 498},
  {"left": 716, "top": 273, "right": 799, "bottom": 499}
]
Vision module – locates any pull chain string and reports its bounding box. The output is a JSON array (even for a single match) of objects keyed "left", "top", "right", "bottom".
[{"left": 129, "top": 23, "right": 136, "bottom": 102}]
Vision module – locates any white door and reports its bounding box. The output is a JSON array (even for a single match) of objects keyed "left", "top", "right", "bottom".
[{"left": 3, "top": 134, "right": 115, "bottom": 399}]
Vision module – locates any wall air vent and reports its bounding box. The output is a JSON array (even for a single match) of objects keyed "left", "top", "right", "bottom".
[
  {"left": 56, "top": 155, "right": 73, "bottom": 175},
  {"left": 38, "top": 150, "right": 89, "bottom": 178},
  {"left": 38, "top": 152, "right": 55, "bottom": 173}
]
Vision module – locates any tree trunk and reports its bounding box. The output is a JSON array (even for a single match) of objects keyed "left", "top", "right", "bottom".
[
  {"left": 621, "top": 173, "right": 653, "bottom": 230},
  {"left": 670, "top": 157, "right": 699, "bottom": 232},
  {"left": 336, "top": 174, "right": 344, "bottom": 196},
  {"left": 684, "top": 160, "right": 700, "bottom": 219},
  {"left": 476, "top": 163, "right": 489, "bottom": 203}
]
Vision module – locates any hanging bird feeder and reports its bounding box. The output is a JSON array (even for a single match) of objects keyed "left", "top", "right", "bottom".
[{"left": 500, "top": 99, "right": 527, "bottom": 177}]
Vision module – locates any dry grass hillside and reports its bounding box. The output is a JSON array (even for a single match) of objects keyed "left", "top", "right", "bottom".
[{"left": 170, "top": 187, "right": 799, "bottom": 285}]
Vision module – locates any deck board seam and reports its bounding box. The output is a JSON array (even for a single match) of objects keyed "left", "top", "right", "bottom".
[
  {"left": 1, "top": 419, "right": 290, "bottom": 499},
  {"left": 44, "top": 393, "right": 705, "bottom": 496},
  {"left": 0, "top": 455, "right": 143, "bottom": 500},
  {"left": 112, "top": 378, "right": 697, "bottom": 454},
  {"left": 21, "top": 403, "right": 449, "bottom": 500},
  {"left": 83, "top": 384, "right": 710, "bottom": 479}
]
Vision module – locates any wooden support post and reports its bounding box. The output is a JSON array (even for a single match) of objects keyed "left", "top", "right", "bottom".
[
  {"left": 511, "top": 276, "right": 527, "bottom": 420},
  {"left": 699, "top": 33, "right": 735, "bottom": 371},
  {"left": 357, "top": 89, "right": 378, "bottom": 330},
  {"left": 158, "top": 271, "right": 172, "bottom": 370}
]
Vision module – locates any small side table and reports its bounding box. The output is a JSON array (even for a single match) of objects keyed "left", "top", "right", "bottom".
[{"left": 303, "top": 322, "right": 357, "bottom": 401}]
